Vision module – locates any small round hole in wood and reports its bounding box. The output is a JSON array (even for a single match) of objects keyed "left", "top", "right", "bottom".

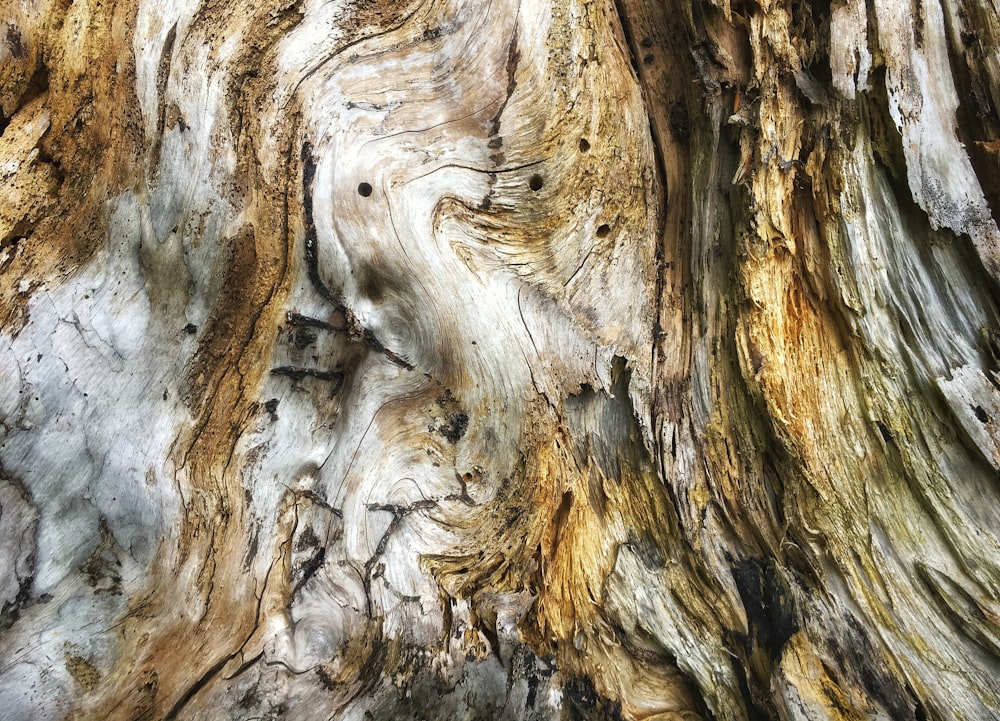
[
  {"left": 528, "top": 174, "right": 543, "bottom": 191},
  {"left": 596, "top": 224, "right": 611, "bottom": 238},
  {"left": 579, "top": 138, "right": 590, "bottom": 152},
  {"left": 358, "top": 182, "right": 373, "bottom": 197}
]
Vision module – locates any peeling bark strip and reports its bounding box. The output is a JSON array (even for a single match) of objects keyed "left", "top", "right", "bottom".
[{"left": 2, "top": 0, "right": 1000, "bottom": 719}]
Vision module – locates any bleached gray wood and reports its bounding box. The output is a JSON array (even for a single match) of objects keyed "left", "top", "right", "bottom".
[{"left": 2, "top": 0, "right": 1000, "bottom": 719}]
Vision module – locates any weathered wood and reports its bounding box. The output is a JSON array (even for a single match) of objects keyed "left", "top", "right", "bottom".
[{"left": 2, "top": 0, "right": 1000, "bottom": 719}]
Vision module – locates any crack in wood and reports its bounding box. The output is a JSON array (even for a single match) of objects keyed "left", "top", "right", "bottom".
[
  {"left": 362, "top": 500, "right": 438, "bottom": 617},
  {"left": 270, "top": 365, "right": 345, "bottom": 387}
]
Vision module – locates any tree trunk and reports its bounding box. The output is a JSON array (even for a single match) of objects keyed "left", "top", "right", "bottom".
[{"left": 2, "top": 0, "right": 1000, "bottom": 718}]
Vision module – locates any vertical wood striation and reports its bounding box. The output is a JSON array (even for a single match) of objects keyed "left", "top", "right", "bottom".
[{"left": 1, "top": 0, "right": 1000, "bottom": 719}]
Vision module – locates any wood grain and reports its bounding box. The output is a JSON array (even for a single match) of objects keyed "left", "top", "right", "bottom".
[{"left": 2, "top": 0, "right": 999, "bottom": 719}]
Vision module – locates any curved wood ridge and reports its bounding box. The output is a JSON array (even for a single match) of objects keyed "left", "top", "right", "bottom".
[{"left": 1, "top": 0, "right": 1000, "bottom": 719}]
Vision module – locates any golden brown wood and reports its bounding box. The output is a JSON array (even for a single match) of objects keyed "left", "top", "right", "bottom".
[{"left": 2, "top": 1, "right": 1000, "bottom": 719}]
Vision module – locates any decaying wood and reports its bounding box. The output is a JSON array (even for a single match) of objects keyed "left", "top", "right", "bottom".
[{"left": 2, "top": 0, "right": 1000, "bottom": 719}]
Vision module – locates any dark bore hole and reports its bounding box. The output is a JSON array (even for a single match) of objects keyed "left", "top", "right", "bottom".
[
  {"left": 579, "top": 138, "right": 590, "bottom": 152},
  {"left": 596, "top": 224, "right": 611, "bottom": 238},
  {"left": 358, "top": 182, "right": 373, "bottom": 197},
  {"left": 528, "top": 174, "right": 544, "bottom": 191}
]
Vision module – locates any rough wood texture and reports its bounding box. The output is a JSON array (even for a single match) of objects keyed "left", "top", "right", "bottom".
[{"left": 2, "top": 0, "right": 1000, "bottom": 719}]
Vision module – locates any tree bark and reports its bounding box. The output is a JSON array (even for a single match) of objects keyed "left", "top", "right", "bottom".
[{"left": 2, "top": 0, "right": 1000, "bottom": 719}]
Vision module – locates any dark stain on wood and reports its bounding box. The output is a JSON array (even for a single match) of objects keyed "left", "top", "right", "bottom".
[
  {"left": 564, "top": 675, "right": 623, "bottom": 721},
  {"left": 731, "top": 556, "right": 798, "bottom": 659}
]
